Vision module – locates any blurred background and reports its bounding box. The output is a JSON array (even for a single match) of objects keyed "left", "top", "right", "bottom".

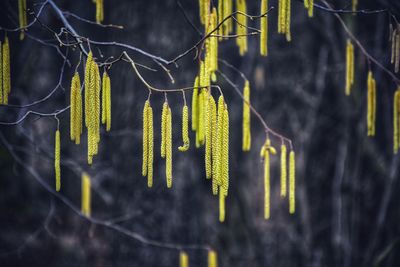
[{"left": 1, "top": 0, "right": 400, "bottom": 266}]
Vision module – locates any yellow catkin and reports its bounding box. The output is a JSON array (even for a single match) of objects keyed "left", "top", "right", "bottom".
[
  {"left": 394, "top": 89, "right": 400, "bottom": 154},
  {"left": 215, "top": 96, "right": 225, "bottom": 187},
  {"left": 260, "top": 0, "right": 268, "bottom": 56},
  {"left": 70, "top": 72, "right": 82, "bottom": 144},
  {"left": 192, "top": 76, "right": 199, "bottom": 131},
  {"left": 308, "top": 0, "right": 314, "bottom": 17},
  {"left": 0, "top": 40, "right": 2, "bottom": 104},
  {"left": 205, "top": 95, "right": 213, "bottom": 178},
  {"left": 95, "top": 0, "right": 104, "bottom": 23},
  {"left": 91, "top": 61, "right": 101, "bottom": 156},
  {"left": 81, "top": 172, "right": 91, "bottom": 217},
  {"left": 221, "top": 106, "right": 229, "bottom": 196},
  {"left": 198, "top": 89, "right": 207, "bottom": 147},
  {"left": 263, "top": 139, "right": 271, "bottom": 219},
  {"left": 285, "top": 0, "right": 291, "bottom": 41},
  {"left": 2, "top": 37, "right": 11, "bottom": 104},
  {"left": 142, "top": 101, "right": 149, "bottom": 176},
  {"left": 289, "top": 150, "right": 296, "bottom": 214},
  {"left": 55, "top": 129, "right": 61, "bottom": 192},
  {"left": 210, "top": 97, "right": 218, "bottom": 195},
  {"left": 147, "top": 105, "right": 154, "bottom": 188},
  {"left": 352, "top": 0, "right": 358, "bottom": 12},
  {"left": 208, "top": 250, "right": 217, "bottom": 267},
  {"left": 219, "top": 187, "right": 226, "bottom": 222},
  {"left": 161, "top": 101, "right": 168, "bottom": 158},
  {"left": 236, "top": 0, "right": 248, "bottom": 55},
  {"left": 178, "top": 105, "right": 190, "bottom": 151},
  {"left": 280, "top": 144, "right": 287, "bottom": 198},
  {"left": 242, "top": 80, "right": 251, "bottom": 151},
  {"left": 101, "top": 71, "right": 107, "bottom": 125},
  {"left": 18, "top": 0, "right": 27, "bottom": 40},
  {"left": 367, "top": 71, "right": 376, "bottom": 136},
  {"left": 180, "top": 251, "right": 189, "bottom": 267},
  {"left": 166, "top": 107, "right": 173, "bottom": 188},
  {"left": 105, "top": 73, "right": 111, "bottom": 131},
  {"left": 345, "top": 40, "right": 354, "bottom": 96}
]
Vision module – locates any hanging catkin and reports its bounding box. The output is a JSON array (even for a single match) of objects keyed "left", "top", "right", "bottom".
[
  {"left": 352, "top": 0, "right": 358, "bottom": 12},
  {"left": 166, "top": 107, "right": 173, "bottom": 188},
  {"left": 95, "top": 0, "right": 104, "bottom": 23},
  {"left": 280, "top": 144, "right": 287, "bottom": 198},
  {"left": 345, "top": 40, "right": 354, "bottom": 96},
  {"left": 180, "top": 251, "right": 189, "bottom": 267},
  {"left": 260, "top": 0, "right": 268, "bottom": 56},
  {"left": 208, "top": 250, "right": 217, "bottom": 267},
  {"left": 367, "top": 71, "right": 376, "bottom": 136},
  {"left": 214, "top": 96, "right": 225, "bottom": 188},
  {"left": 142, "top": 100, "right": 154, "bottom": 187},
  {"left": 236, "top": 0, "right": 248, "bottom": 55},
  {"left": 81, "top": 172, "right": 91, "bottom": 217},
  {"left": 396, "top": 28, "right": 400, "bottom": 74},
  {"left": 192, "top": 76, "right": 199, "bottom": 131},
  {"left": 55, "top": 129, "right": 61, "bottom": 192},
  {"left": 0, "top": 40, "right": 2, "bottom": 104},
  {"left": 278, "top": 0, "right": 291, "bottom": 41},
  {"left": 70, "top": 72, "right": 82, "bottom": 144},
  {"left": 221, "top": 106, "right": 229, "bottom": 196},
  {"left": 101, "top": 70, "right": 111, "bottom": 131},
  {"left": 219, "top": 187, "right": 226, "bottom": 222},
  {"left": 393, "top": 88, "right": 400, "bottom": 154},
  {"left": 289, "top": 150, "right": 296, "bottom": 214},
  {"left": 161, "top": 101, "right": 168, "bottom": 158},
  {"left": 2, "top": 37, "right": 11, "bottom": 104},
  {"left": 210, "top": 96, "right": 218, "bottom": 195},
  {"left": 18, "top": 0, "right": 27, "bottom": 40},
  {"left": 205, "top": 94, "right": 213, "bottom": 179},
  {"left": 178, "top": 105, "right": 190, "bottom": 152},
  {"left": 242, "top": 80, "right": 251, "bottom": 151},
  {"left": 261, "top": 138, "right": 276, "bottom": 219}
]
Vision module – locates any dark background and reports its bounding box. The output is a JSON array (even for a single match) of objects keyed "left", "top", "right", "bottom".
[{"left": 1, "top": 0, "right": 400, "bottom": 266}]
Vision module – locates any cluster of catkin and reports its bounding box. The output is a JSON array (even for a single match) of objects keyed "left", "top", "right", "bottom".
[
  {"left": 345, "top": 39, "right": 355, "bottom": 96},
  {"left": 0, "top": 37, "right": 11, "bottom": 105},
  {"left": 260, "top": 139, "right": 295, "bottom": 219},
  {"left": 367, "top": 71, "right": 376, "bottom": 137},
  {"left": 260, "top": 0, "right": 269, "bottom": 56},
  {"left": 81, "top": 172, "right": 91, "bottom": 217},
  {"left": 303, "top": 0, "right": 314, "bottom": 18},
  {"left": 217, "top": 0, "right": 233, "bottom": 38},
  {"left": 277, "top": 0, "right": 291, "bottom": 41},
  {"left": 393, "top": 87, "right": 400, "bottom": 154},
  {"left": 179, "top": 250, "right": 218, "bottom": 267},
  {"left": 390, "top": 24, "right": 400, "bottom": 73},
  {"left": 242, "top": 80, "right": 251, "bottom": 151},
  {"left": 92, "top": 0, "right": 104, "bottom": 23},
  {"left": 235, "top": 0, "right": 248, "bottom": 55},
  {"left": 18, "top": 0, "right": 27, "bottom": 40}
]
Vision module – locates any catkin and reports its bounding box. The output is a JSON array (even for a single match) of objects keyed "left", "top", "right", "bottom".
[
  {"left": 55, "top": 129, "right": 61, "bottom": 192},
  {"left": 205, "top": 95, "right": 213, "bottom": 178},
  {"left": 278, "top": 0, "right": 291, "bottom": 41},
  {"left": 81, "top": 172, "right": 91, "bottom": 217},
  {"left": 393, "top": 88, "right": 400, "bottom": 154},
  {"left": 236, "top": 0, "right": 248, "bottom": 55},
  {"left": 345, "top": 40, "right": 354, "bottom": 96},
  {"left": 180, "top": 251, "right": 189, "bottom": 267},
  {"left": 219, "top": 187, "right": 226, "bottom": 222},
  {"left": 0, "top": 40, "right": 2, "bottom": 104},
  {"left": 70, "top": 72, "right": 82, "bottom": 144},
  {"left": 215, "top": 96, "right": 225, "bottom": 187},
  {"left": 210, "top": 97, "right": 218, "bottom": 195},
  {"left": 242, "top": 80, "right": 251, "bottom": 151},
  {"left": 161, "top": 101, "right": 168, "bottom": 158},
  {"left": 261, "top": 138, "right": 276, "bottom": 219},
  {"left": 367, "top": 71, "right": 376, "bottom": 136},
  {"left": 18, "top": 0, "right": 27, "bottom": 40},
  {"left": 178, "top": 105, "right": 190, "bottom": 151},
  {"left": 105, "top": 72, "right": 111, "bottom": 131},
  {"left": 192, "top": 76, "right": 199, "bottom": 131},
  {"left": 289, "top": 150, "right": 296, "bottom": 214},
  {"left": 352, "top": 0, "right": 358, "bottom": 12},
  {"left": 2, "top": 37, "right": 11, "bottom": 104},
  {"left": 208, "top": 250, "right": 217, "bottom": 267},
  {"left": 280, "top": 144, "right": 287, "bottom": 198},
  {"left": 221, "top": 106, "right": 229, "bottom": 196},
  {"left": 95, "top": 0, "right": 104, "bottom": 23},
  {"left": 142, "top": 101, "right": 150, "bottom": 177},
  {"left": 308, "top": 0, "right": 314, "bottom": 17},
  {"left": 166, "top": 107, "right": 173, "bottom": 188},
  {"left": 260, "top": 0, "right": 268, "bottom": 56}
]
